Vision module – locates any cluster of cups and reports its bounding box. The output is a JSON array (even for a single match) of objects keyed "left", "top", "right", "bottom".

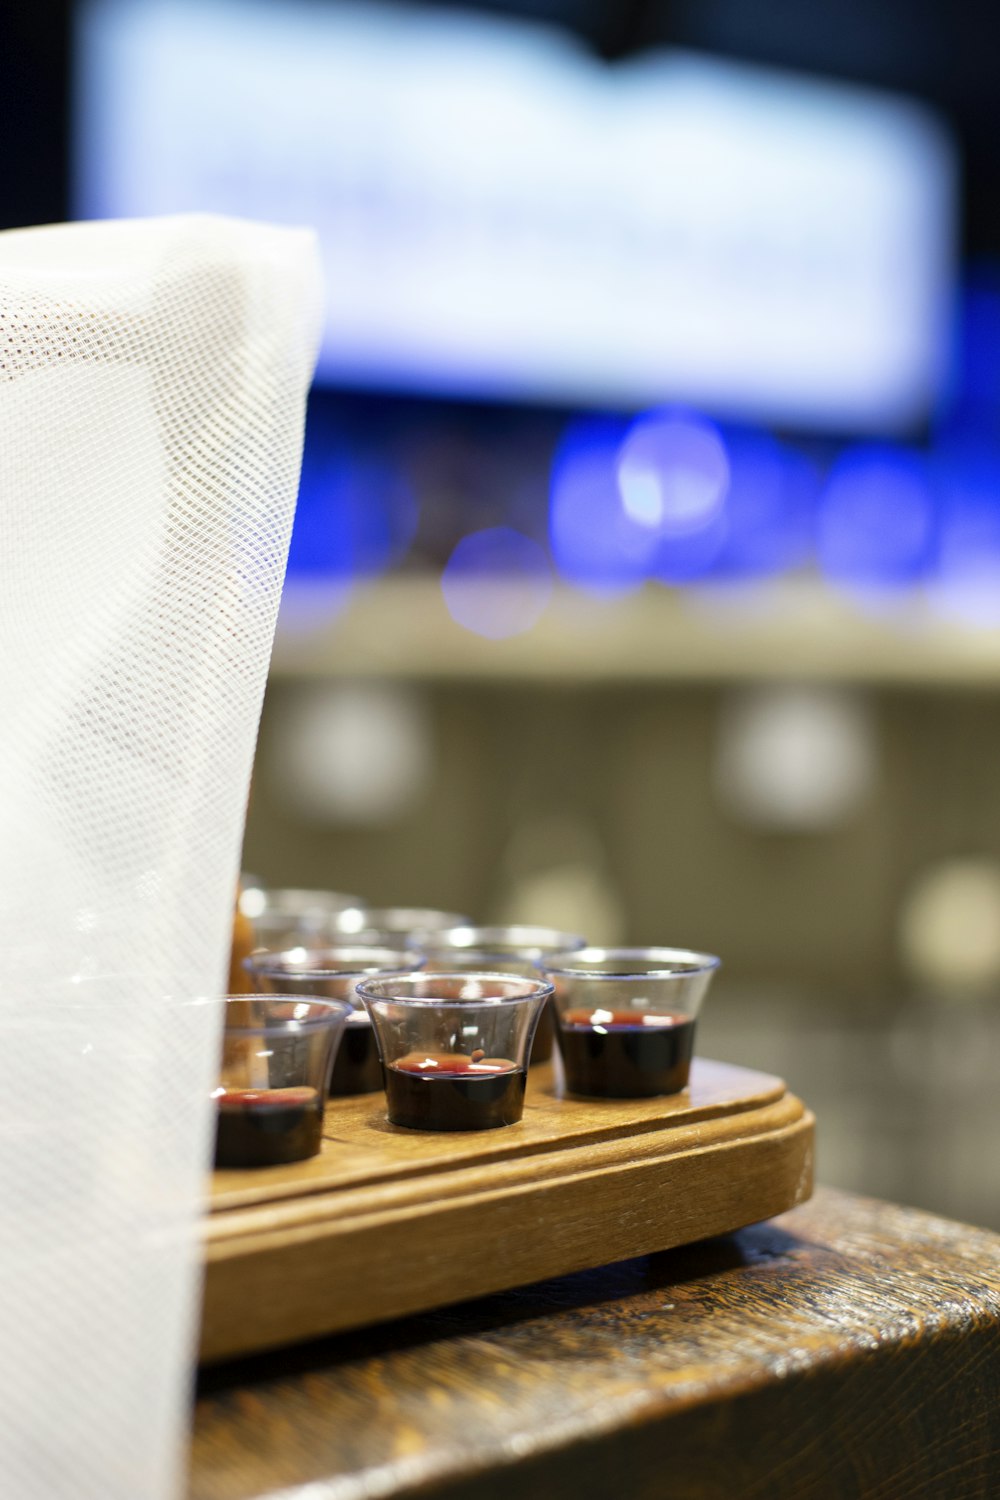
[{"left": 215, "top": 886, "right": 720, "bottom": 1168}]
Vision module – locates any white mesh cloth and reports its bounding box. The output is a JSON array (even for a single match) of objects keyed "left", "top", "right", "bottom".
[{"left": 0, "top": 215, "right": 321, "bottom": 1498}]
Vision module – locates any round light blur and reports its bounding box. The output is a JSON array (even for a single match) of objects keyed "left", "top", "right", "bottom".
[
  {"left": 898, "top": 857, "right": 1000, "bottom": 991},
  {"left": 549, "top": 418, "right": 657, "bottom": 595},
  {"left": 616, "top": 409, "right": 731, "bottom": 584},
  {"left": 271, "top": 682, "right": 432, "bottom": 825},
  {"left": 929, "top": 441, "right": 1000, "bottom": 625},
  {"left": 714, "top": 432, "right": 816, "bottom": 579},
  {"left": 714, "top": 686, "right": 876, "bottom": 832},
  {"left": 441, "top": 526, "right": 552, "bottom": 639},
  {"left": 818, "top": 444, "right": 935, "bottom": 594},
  {"left": 616, "top": 410, "right": 730, "bottom": 536}
]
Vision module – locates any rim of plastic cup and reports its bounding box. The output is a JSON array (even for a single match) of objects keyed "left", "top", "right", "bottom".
[
  {"left": 243, "top": 946, "right": 420, "bottom": 980},
  {"left": 541, "top": 946, "right": 721, "bottom": 979},
  {"left": 355, "top": 972, "right": 554, "bottom": 1007},
  {"left": 222, "top": 995, "right": 352, "bottom": 1035},
  {"left": 252, "top": 928, "right": 425, "bottom": 950},
  {"left": 334, "top": 907, "right": 472, "bottom": 933},
  {"left": 240, "top": 887, "right": 362, "bottom": 916},
  {"left": 423, "top": 925, "right": 588, "bottom": 954}
]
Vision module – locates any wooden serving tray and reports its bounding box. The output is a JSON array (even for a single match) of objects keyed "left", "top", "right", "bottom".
[{"left": 201, "top": 1058, "right": 814, "bottom": 1362}]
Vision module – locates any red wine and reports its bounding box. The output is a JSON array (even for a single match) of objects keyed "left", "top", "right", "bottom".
[
  {"left": 329, "top": 1014, "right": 383, "bottom": 1096},
  {"left": 214, "top": 1086, "right": 323, "bottom": 1168},
  {"left": 385, "top": 1052, "right": 526, "bottom": 1131},
  {"left": 557, "top": 1009, "right": 695, "bottom": 1098}
]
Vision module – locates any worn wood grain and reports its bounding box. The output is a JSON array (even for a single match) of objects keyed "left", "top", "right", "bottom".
[
  {"left": 201, "top": 1059, "right": 814, "bottom": 1360},
  {"left": 190, "top": 1187, "right": 1000, "bottom": 1500}
]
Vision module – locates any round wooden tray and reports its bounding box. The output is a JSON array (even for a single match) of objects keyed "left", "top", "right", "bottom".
[{"left": 202, "top": 1057, "right": 814, "bottom": 1362}]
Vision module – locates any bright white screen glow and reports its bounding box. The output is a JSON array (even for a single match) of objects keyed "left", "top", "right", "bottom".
[{"left": 77, "top": 0, "right": 957, "bottom": 429}]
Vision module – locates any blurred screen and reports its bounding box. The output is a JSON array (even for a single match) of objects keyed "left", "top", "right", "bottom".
[{"left": 77, "top": 0, "right": 956, "bottom": 430}]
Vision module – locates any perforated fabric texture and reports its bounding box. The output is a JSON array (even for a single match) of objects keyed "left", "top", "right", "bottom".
[{"left": 0, "top": 215, "right": 322, "bottom": 1498}]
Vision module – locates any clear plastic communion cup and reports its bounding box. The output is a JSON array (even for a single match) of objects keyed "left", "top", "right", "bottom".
[
  {"left": 356, "top": 973, "right": 552, "bottom": 1132},
  {"left": 419, "top": 926, "right": 587, "bottom": 1063},
  {"left": 331, "top": 907, "right": 472, "bottom": 944},
  {"left": 214, "top": 996, "right": 349, "bottom": 1168},
  {"left": 239, "top": 886, "right": 363, "bottom": 952},
  {"left": 540, "top": 947, "right": 720, "bottom": 1099},
  {"left": 243, "top": 946, "right": 424, "bottom": 1096}
]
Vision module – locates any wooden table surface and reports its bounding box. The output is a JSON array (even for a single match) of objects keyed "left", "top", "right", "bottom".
[{"left": 190, "top": 1186, "right": 1000, "bottom": 1500}]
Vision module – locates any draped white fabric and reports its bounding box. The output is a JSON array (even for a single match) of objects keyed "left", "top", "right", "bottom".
[{"left": 0, "top": 216, "right": 322, "bottom": 1498}]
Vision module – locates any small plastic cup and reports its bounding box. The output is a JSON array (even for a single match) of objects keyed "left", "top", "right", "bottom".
[
  {"left": 243, "top": 946, "right": 424, "bottom": 1096},
  {"left": 214, "top": 995, "right": 349, "bottom": 1167},
  {"left": 541, "top": 948, "right": 720, "bottom": 1099},
  {"left": 314, "top": 926, "right": 433, "bottom": 950},
  {"left": 331, "top": 907, "right": 471, "bottom": 943},
  {"left": 239, "top": 885, "right": 362, "bottom": 919},
  {"left": 420, "top": 926, "right": 587, "bottom": 1064},
  {"left": 356, "top": 973, "right": 552, "bottom": 1132},
  {"left": 239, "top": 887, "right": 363, "bottom": 952}
]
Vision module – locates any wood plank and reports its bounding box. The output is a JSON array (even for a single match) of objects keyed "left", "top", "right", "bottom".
[
  {"left": 190, "top": 1187, "right": 1000, "bottom": 1500},
  {"left": 200, "top": 1059, "right": 814, "bottom": 1360}
]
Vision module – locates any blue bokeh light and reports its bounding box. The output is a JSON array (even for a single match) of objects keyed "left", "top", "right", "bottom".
[
  {"left": 930, "top": 440, "right": 1000, "bottom": 624},
  {"left": 713, "top": 432, "right": 817, "bottom": 580},
  {"left": 617, "top": 410, "right": 729, "bottom": 534},
  {"left": 616, "top": 409, "right": 730, "bottom": 584},
  {"left": 441, "top": 526, "right": 553, "bottom": 639},
  {"left": 549, "top": 418, "right": 657, "bottom": 595},
  {"left": 288, "top": 426, "right": 418, "bottom": 580},
  {"left": 817, "top": 444, "right": 936, "bottom": 594},
  {"left": 653, "top": 506, "right": 730, "bottom": 584}
]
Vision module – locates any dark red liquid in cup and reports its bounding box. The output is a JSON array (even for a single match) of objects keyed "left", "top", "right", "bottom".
[
  {"left": 329, "top": 1014, "right": 383, "bottom": 1096},
  {"left": 557, "top": 1009, "right": 695, "bottom": 1098},
  {"left": 214, "top": 1085, "right": 323, "bottom": 1167},
  {"left": 384, "top": 1052, "right": 526, "bottom": 1131}
]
